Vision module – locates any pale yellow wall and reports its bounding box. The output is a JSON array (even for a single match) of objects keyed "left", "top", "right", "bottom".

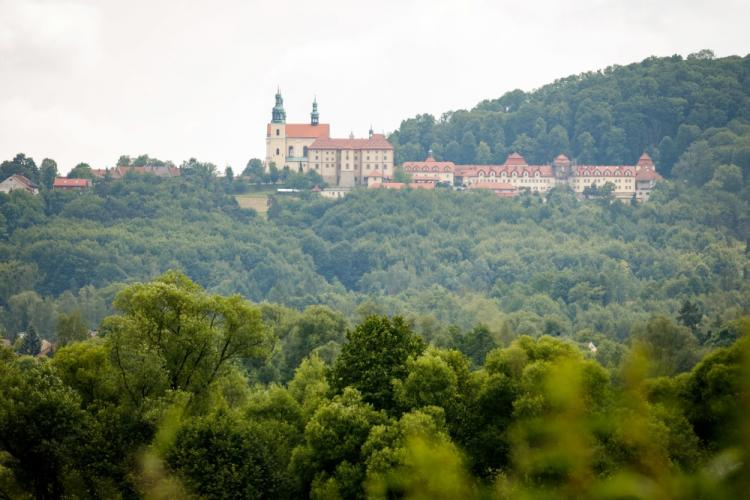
[
  {"left": 570, "top": 174, "right": 635, "bottom": 194},
  {"left": 301, "top": 146, "right": 393, "bottom": 187},
  {"left": 265, "top": 124, "right": 319, "bottom": 172},
  {"left": 266, "top": 124, "right": 286, "bottom": 168}
]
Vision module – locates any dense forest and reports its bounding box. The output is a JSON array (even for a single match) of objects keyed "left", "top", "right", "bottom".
[{"left": 1, "top": 52, "right": 749, "bottom": 498}]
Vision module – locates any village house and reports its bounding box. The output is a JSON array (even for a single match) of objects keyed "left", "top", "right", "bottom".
[
  {"left": 53, "top": 178, "right": 92, "bottom": 191},
  {"left": 0, "top": 174, "right": 38, "bottom": 194}
]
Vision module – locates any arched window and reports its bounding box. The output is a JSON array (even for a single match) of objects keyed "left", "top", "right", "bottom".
[
  {"left": 275, "top": 148, "right": 280, "bottom": 155},
  {"left": 288, "top": 146, "right": 294, "bottom": 157},
  {"left": 276, "top": 129, "right": 280, "bottom": 136}
]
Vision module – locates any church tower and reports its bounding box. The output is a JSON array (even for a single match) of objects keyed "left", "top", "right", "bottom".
[
  {"left": 266, "top": 88, "right": 287, "bottom": 169},
  {"left": 272, "top": 87, "right": 286, "bottom": 123},
  {"left": 311, "top": 97, "right": 319, "bottom": 126}
]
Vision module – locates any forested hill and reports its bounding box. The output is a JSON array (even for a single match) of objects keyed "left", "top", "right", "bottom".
[{"left": 389, "top": 51, "right": 750, "bottom": 174}]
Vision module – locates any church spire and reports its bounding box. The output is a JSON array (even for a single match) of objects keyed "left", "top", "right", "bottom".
[
  {"left": 272, "top": 88, "right": 286, "bottom": 124},
  {"left": 311, "top": 96, "right": 319, "bottom": 126}
]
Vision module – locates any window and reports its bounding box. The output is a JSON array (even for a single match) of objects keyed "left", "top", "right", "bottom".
[
  {"left": 275, "top": 148, "right": 280, "bottom": 155},
  {"left": 276, "top": 129, "right": 280, "bottom": 136},
  {"left": 288, "top": 146, "right": 294, "bottom": 157},
  {"left": 303, "top": 146, "right": 309, "bottom": 157}
]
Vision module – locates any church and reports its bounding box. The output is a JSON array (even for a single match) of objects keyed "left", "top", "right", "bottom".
[{"left": 265, "top": 90, "right": 393, "bottom": 187}]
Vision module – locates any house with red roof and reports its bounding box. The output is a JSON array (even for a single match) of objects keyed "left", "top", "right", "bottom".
[
  {"left": 0, "top": 174, "right": 38, "bottom": 194},
  {"left": 53, "top": 178, "right": 92, "bottom": 191}
]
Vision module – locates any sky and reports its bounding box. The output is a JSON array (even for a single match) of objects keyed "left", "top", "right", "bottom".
[{"left": 1, "top": 0, "right": 749, "bottom": 174}]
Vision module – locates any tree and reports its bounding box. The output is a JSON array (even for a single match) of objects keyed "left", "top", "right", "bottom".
[
  {"left": 16, "top": 325, "right": 41, "bottom": 356},
  {"left": 707, "top": 164, "right": 743, "bottom": 192},
  {"left": 0, "top": 153, "right": 39, "bottom": 184},
  {"left": 180, "top": 158, "right": 217, "bottom": 185},
  {"left": 672, "top": 140, "right": 715, "bottom": 185},
  {"left": 102, "top": 271, "right": 273, "bottom": 406},
  {"left": 575, "top": 132, "right": 597, "bottom": 164},
  {"left": 67, "top": 163, "right": 94, "bottom": 179},
  {"left": 547, "top": 125, "right": 570, "bottom": 157},
  {"left": 677, "top": 300, "right": 702, "bottom": 332},
  {"left": 328, "top": 316, "right": 426, "bottom": 413},
  {"left": 39, "top": 159, "right": 58, "bottom": 190},
  {"left": 631, "top": 316, "right": 700, "bottom": 377},
  {"left": 243, "top": 158, "right": 265, "bottom": 178},
  {"left": 56, "top": 309, "right": 89, "bottom": 346},
  {"left": 474, "top": 141, "right": 492, "bottom": 164},
  {"left": 284, "top": 305, "right": 347, "bottom": 379},
  {"left": 0, "top": 356, "right": 88, "bottom": 499},
  {"left": 460, "top": 131, "right": 477, "bottom": 164},
  {"left": 167, "top": 410, "right": 297, "bottom": 499},
  {"left": 225, "top": 165, "right": 234, "bottom": 182}
]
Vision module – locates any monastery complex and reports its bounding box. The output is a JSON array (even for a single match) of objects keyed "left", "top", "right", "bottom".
[{"left": 264, "top": 91, "right": 661, "bottom": 200}]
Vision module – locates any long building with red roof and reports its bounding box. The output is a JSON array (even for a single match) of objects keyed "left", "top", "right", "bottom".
[{"left": 402, "top": 151, "right": 661, "bottom": 200}]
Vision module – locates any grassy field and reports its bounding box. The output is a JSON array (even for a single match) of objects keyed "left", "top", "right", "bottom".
[{"left": 235, "top": 193, "right": 271, "bottom": 214}]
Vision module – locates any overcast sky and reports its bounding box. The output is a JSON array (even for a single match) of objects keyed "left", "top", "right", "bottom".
[{"left": 1, "top": 0, "right": 749, "bottom": 174}]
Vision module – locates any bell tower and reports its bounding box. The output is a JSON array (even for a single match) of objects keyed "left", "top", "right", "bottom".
[
  {"left": 311, "top": 97, "right": 319, "bottom": 126},
  {"left": 272, "top": 87, "right": 286, "bottom": 123},
  {"left": 266, "top": 88, "right": 287, "bottom": 170}
]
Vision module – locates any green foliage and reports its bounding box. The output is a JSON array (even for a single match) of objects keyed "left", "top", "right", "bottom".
[
  {"left": 103, "top": 271, "right": 273, "bottom": 406},
  {"left": 329, "top": 316, "right": 426, "bottom": 413},
  {"left": 39, "top": 159, "right": 58, "bottom": 191},
  {"left": 56, "top": 309, "right": 88, "bottom": 346},
  {"left": 16, "top": 325, "right": 41, "bottom": 356},
  {"left": 0, "top": 355, "right": 88, "bottom": 498},
  {"left": 67, "top": 163, "right": 94, "bottom": 180},
  {"left": 166, "top": 409, "right": 296, "bottom": 499}
]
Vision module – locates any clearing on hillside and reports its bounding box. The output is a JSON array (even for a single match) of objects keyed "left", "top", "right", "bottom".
[{"left": 235, "top": 194, "right": 270, "bottom": 214}]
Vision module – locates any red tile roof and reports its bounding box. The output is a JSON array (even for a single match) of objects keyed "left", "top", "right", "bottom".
[
  {"left": 505, "top": 152, "right": 528, "bottom": 166},
  {"left": 310, "top": 133, "right": 393, "bottom": 150},
  {"left": 455, "top": 164, "right": 554, "bottom": 177},
  {"left": 573, "top": 166, "right": 636, "bottom": 177},
  {"left": 635, "top": 153, "right": 662, "bottom": 181},
  {"left": 266, "top": 123, "right": 331, "bottom": 139},
  {"left": 54, "top": 178, "right": 91, "bottom": 188},
  {"left": 403, "top": 152, "right": 456, "bottom": 172}
]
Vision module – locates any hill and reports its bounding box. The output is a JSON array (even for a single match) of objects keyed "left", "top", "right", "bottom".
[{"left": 389, "top": 51, "right": 750, "bottom": 180}]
